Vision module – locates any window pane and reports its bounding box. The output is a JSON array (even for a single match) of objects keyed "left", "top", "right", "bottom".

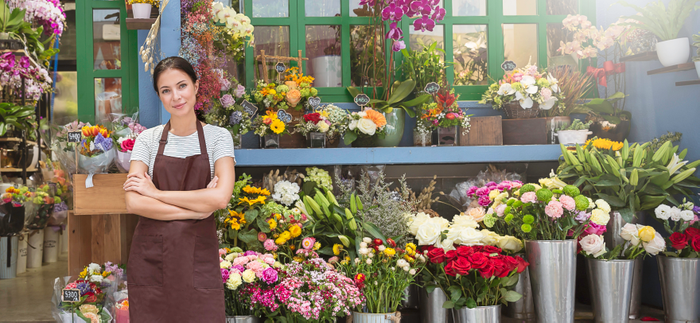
[
  {"left": 93, "top": 9, "right": 120, "bottom": 70},
  {"left": 252, "top": 0, "right": 288, "bottom": 17},
  {"left": 453, "top": 25, "right": 488, "bottom": 85},
  {"left": 547, "top": 0, "right": 577, "bottom": 15},
  {"left": 306, "top": 0, "right": 340, "bottom": 17},
  {"left": 306, "top": 25, "right": 342, "bottom": 87},
  {"left": 53, "top": 72, "right": 78, "bottom": 122},
  {"left": 350, "top": 25, "right": 385, "bottom": 87},
  {"left": 409, "top": 25, "right": 445, "bottom": 52},
  {"left": 58, "top": 5, "right": 76, "bottom": 61},
  {"left": 547, "top": 23, "right": 575, "bottom": 66},
  {"left": 453, "top": 0, "right": 486, "bottom": 16},
  {"left": 253, "top": 26, "right": 290, "bottom": 80},
  {"left": 94, "top": 78, "right": 122, "bottom": 122},
  {"left": 502, "top": 24, "right": 538, "bottom": 68},
  {"left": 503, "top": 0, "right": 536, "bottom": 15}
]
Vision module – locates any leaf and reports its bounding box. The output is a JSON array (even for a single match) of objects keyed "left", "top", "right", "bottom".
[
  {"left": 442, "top": 300, "right": 455, "bottom": 309},
  {"left": 425, "top": 285, "right": 436, "bottom": 294},
  {"left": 343, "top": 131, "right": 357, "bottom": 145},
  {"left": 448, "top": 285, "right": 462, "bottom": 301},
  {"left": 504, "top": 290, "right": 523, "bottom": 302},
  {"left": 238, "top": 228, "right": 259, "bottom": 246},
  {"left": 244, "top": 209, "right": 259, "bottom": 224},
  {"left": 504, "top": 274, "right": 519, "bottom": 287},
  {"left": 597, "top": 193, "right": 626, "bottom": 207},
  {"left": 346, "top": 86, "right": 361, "bottom": 98},
  {"left": 386, "top": 80, "right": 416, "bottom": 105},
  {"left": 618, "top": 208, "right": 635, "bottom": 223},
  {"left": 465, "top": 298, "right": 477, "bottom": 309},
  {"left": 362, "top": 222, "right": 387, "bottom": 243},
  {"left": 257, "top": 216, "right": 270, "bottom": 233}
]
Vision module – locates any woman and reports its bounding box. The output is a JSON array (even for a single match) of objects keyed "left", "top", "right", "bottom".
[{"left": 123, "top": 56, "right": 235, "bottom": 322}]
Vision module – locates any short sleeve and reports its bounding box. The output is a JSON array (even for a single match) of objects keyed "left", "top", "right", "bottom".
[
  {"left": 212, "top": 127, "right": 235, "bottom": 164},
  {"left": 130, "top": 127, "right": 155, "bottom": 167}
]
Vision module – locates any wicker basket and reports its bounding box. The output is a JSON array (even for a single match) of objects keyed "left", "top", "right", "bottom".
[{"left": 503, "top": 101, "right": 540, "bottom": 119}]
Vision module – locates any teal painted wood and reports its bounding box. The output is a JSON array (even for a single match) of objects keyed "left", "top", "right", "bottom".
[{"left": 234, "top": 145, "right": 562, "bottom": 167}]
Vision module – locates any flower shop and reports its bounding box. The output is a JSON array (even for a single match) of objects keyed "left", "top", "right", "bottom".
[{"left": 1, "top": 0, "right": 700, "bottom": 322}]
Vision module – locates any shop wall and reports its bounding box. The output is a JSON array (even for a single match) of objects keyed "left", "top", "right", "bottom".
[{"left": 596, "top": 0, "right": 700, "bottom": 308}]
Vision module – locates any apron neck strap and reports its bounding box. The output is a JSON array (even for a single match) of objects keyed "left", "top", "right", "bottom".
[{"left": 157, "top": 121, "right": 207, "bottom": 156}]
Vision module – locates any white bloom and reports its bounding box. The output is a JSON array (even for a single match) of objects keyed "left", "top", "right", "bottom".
[
  {"left": 220, "top": 260, "right": 232, "bottom": 269},
  {"left": 89, "top": 275, "right": 103, "bottom": 284},
  {"left": 366, "top": 259, "right": 373, "bottom": 265},
  {"left": 368, "top": 252, "right": 374, "bottom": 258},
  {"left": 642, "top": 234, "right": 666, "bottom": 255},
  {"left": 497, "top": 83, "right": 516, "bottom": 95},
  {"left": 226, "top": 273, "right": 243, "bottom": 290},
  {"left": 521, "top": 75, "right": 536, "bottom": 87},
  {"left": 272, "top": 181, "right": 300, "bottom": 206},
  {"left": 416, "top": 221, "right": 443, "bottom": 246},
  {"left": 539, "top": 97, "right": 558, "bottom": 110},
  {"left": 357, "top": 118, "right": 378, "bottom": 135},
  {"left": 359, "top": 247, "right": 369, "bottom": 256},
  {"left": 447, "top": 226, "right": 484, "bottom": 246},
  {"left": 497, "top": 235, "right": 524, "bottom": 253},
  {"left": 465, "top": 207, "right": 486, "bottom": 222},
  {"left": 224, "top": 254, "right": 235, "bottom": 262},
  {"left": 525, "top": 85, "right": 538, "bottom": 94},
  {"left": 680, "top": 210, "right": 694, "bottom": 222},
  {"left": 409, "top": 269, "right": 416, "bottom": 275},
  {"left": 590, "top": 209, "right": 610, "bottom": 226},
  {"left": 670, "top": 208, "right": 682, "bottom": 222},
  {"left": 403, "top": 266, "right": 409, "bottom": 272},
  {"left": 88, "top": 263, "right": 102, "bottom": 274},
  {"left": 348, "top": 119, "right": 358, "bottom": 130},
  {"left": 439, "top": 238, "right": 456, "bottom": 251},
  {"left": 666, "top": 154, "right": 688, "bottom": 175},
  {"left": 595, "top": 200, "right": 611, "bottom": 214},
  {"left": 396, "top": 259, "right": 408, "bottom": 268},
  {"left": 317, "top": 121, "right": 330, "bottom": 133},
  {"left": 547, "top": 74, "right": 560, "bottom": 92},
  {"left": 451, "top": 215, "right": 479, "bottom": 230},
  {"left": 355, "top": 258, "right": 361, "bottom": 264},
  {"left": 357, "top": 111, "right": 367, "bottom": 118},
  {"left": 242, "top": 269, "right": 256, "bottom": 283},
  {"left": 579, "top": 234, "right": 606, "bottom": 258},
  {"left": 360, "top": 242, "right": 368, "bottom": 248},
  {"left": 407, "top": 212, "right": 431, "bottom": 236},
  {"left": 620, "top": 223, "right": 641, "bottom": 246},
  {"left": 480, "top": 229, "right": 501, "bottom": 246},
  {"left": 363, "top": 237, "right": 372, "bottom": 244},
  {"left": 378, "top": 245, "right": 386, "bottom": 252},
  {"left": 520, "top": 96, "right": 534, "bottom": 109}
]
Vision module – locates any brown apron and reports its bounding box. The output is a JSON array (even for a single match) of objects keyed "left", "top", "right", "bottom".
[{"left": 128, "top": 121, "right": 225, "bottom": 322}]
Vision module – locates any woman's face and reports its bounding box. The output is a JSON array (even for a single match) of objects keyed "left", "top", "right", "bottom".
[{"left": 156, "top": 68, "right": 199, "bottom": 118}]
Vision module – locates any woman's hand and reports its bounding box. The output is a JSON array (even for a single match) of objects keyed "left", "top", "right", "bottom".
[{"left": 123, "top": 172, "right": 160, "bottom": 198}]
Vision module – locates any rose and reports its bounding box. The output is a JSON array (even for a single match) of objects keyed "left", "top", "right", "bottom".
[
  {"left": 444, "top": 261, "right": 456, "bottom": 276},
  {"left": 286, "top": 89, "right": 302, "bottom": 107},
  {"left": 417, "top": 220, "right": 443, "bottom": 246},
  {"left": 445, "top": 249, "right": 457, "bottom": 262},
  {"left": 407, "top": 212, "right": 430, "bottom": 235},
  {"left": 317, "top": 120, "right": 330, "bottom": 133},
  {"left": 638, "top": 226, "right": 656, "bottom": 243},
  {"left": 455, "top": 246, "right": 474, "bottom": 258},
  {"left": 479, "top": 263, "right": 496, "bottom": 279},
  {"left": 452, "top": 257, "right": 472, "bottom": 275},
  {"left": 304, "top": 112, "right": 321, "bottom": 124},
  {"left": 669, "top": 232, "right": 688, "bottom": 251},
  {"left": 579, "top": 234, "right": 606, "bottom": 257},
  {"left": 234, "top": 84, "right": 246, "bottom": 98},
  {"left": 583, "top": 222, "right": 607, "bottom": 236},
  {"left": 482, "top": 245, "right": 502, "bottom": 253},
  {"left": 357, "top": 118, "right": 378, "bottom": 136},
  {"left": 468, "top": 252, "right": 488, "bottom": 269},
  {"left": 447, "top": 226, "right": 484, "bottom": 246},
  {"left": 465, "top": 207, "right": 486, "bottom": 222},
  {"left": 642, "top": 234, "right": 666, "bottom": 255},
  {"left": 427, "top": 248, "right": 445, "bottom": 264},
  {"left": 263, "top": 117, "right": 273, "bottom": 125},
  {"left": 590, "top": 209, "right": 610, "bottom": 226},
  {"left": 445, "top": 113, "right": 456, "bottom": 120},
  {"left": 595, "top": 200, "right": 611, "bottom": 214},
  {"left": 497, "top": 235, "right": 523, "bottom": 253},
  {"left": 686, "top": 227, "right": 700, "bottom": 240},
  {"left": 492, "top": 258, "right": 511, "bottom": 278},
  {"left": 692, "top": 235, "right": 700, "bottom": 252},
  {"left": 450, "top": 214, "right": 479, "bottom": 230},
  {"left": 620, "top": 224, "right": 641, "bottom": 246},
  {"left": 515, "top": 256, "right": 529, "bottom": 274}
]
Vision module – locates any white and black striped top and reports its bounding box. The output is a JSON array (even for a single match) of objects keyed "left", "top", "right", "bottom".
[{"left": 130, "top": 124, "right": 236, "bottom": 178}]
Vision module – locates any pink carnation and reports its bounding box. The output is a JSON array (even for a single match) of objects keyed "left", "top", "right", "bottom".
[
  {"left": 545, "top": 201, "right": 564, "bottom": 219},
  {"left": 264, "top": 239, "right": 278, "bottom": 251},
  {"left": 218, "top": 248, "right": 227, "bottom": 257},
  {"left": 233, "top": 256, "right": 250, "bottom": 267},
  {"left": 560, "top": 195, "right": 576, "bottom": 211},
  {"left": 521, "top": 192, "right": 537, "bottom": 204}
]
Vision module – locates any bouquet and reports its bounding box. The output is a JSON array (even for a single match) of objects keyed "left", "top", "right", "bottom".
[
  {"left": 78, "top": 124, "right": 115, "bottom": 176},
  {"left": 479, "top": 64, "right": 563, "bottom": 112},
  {"left": 343, "top": 108, "right": 387, "bottom": 145},
  {"left": 421, "top": 245, "right": 529, "bottom": 309},
  {"left": 250, "top": 67, "right": 318, "bottom": 111},
  {"left": 52, "top": 263, "right": 117, "bottom": 323},
  {"left": 25, "top": 184, "right": 58, "bottom": 230},
  {"left": 338, "top": 237, "right": 425, "bottom": 314},
  {"left": 110, "top": 115, "right": 146, "bottom": 173},
  {"left": 0, "top": 186, "right": 30, "bottom": 236},
  {"left": 203, "top": 71, "right": 252, "bottom": 147},
  {"left": 293, "top": 104, "right": 348, "bottom": 142},
  {"left": 579, "top": 223, "right": 665, "bottom": 259},
  {"left": 211, "top": 2, "right": 254, "bottom": 61},
  {"left": 219, "top": 249, "right": 281, "bottom": 317},
  {"left": 252, "top": 110, "right": 289, "bottom": 137},
  {"left": 653, "top": 202, "right": 700, "bottom": 258},
  {"left": 417, "top": 87, "right": 471, "bottom": 134},
  {"left": 51, "top": 120, "right": 86, "bottom": 176}
]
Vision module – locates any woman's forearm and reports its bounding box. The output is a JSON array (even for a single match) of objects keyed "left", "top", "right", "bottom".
[
  {"left": 153, "top": 187, "right": 229, "bottom": 213},
  {"left": 125, "top": 191, "right": 209, "bottom": 221}
]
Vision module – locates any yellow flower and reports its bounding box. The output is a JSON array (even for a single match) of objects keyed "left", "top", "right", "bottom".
[
  {"left": 275, "top": 237, "right": 287, "bottom": 245},
  {"left": 242, "top": 185, "right": 271, "bottom": 196},
  {"left": 270, "top": 119, "right": 285, "bottom": 134},
  {"left": 274, "top": 213, "right": 281, "bottom": 220},
  {"left": 280, "top": 231, "right": 292, "bottom": 241},
  {"left": 102, "top": 271, "right": 110, "bottom": 277},
  {"left": 238, "top": 196, "right": 267, "bottom": 206},
  {"left": 384, "top": 248, "right": 396, "bottom": 257},
  {"left": 332, "top": 244, "right": 343, "bottom": 255},
  {"left": 289, "top": 224, "right": 302, "bottom": 238},
  {"left": 79, "top": 268, "right": 87, "bottom": 279},
  {"left": 638, "top": 226, "right": 656, "bottom": 242},
  {"left": 585, "top": 138, "right": 624, "bottom": 151},
  {"left": 228, "top": 219, "right": 241, "bottom": 230},
  {"left": 404, "top": 254, "right": 415, "bottom": 263},
  {"left": 405, "top": 243, "right": 417, "bottom": 251},
  {"left": 268, "top": 219, "right": 277, "bottom": 230},
  {"left": 293, "top": 256, "right": 304, "bottom": 262},
  {"left": 313, "top": 242, "right": 321, "bottom": 251}
]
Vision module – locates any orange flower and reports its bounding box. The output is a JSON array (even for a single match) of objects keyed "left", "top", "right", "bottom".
[
  {"left": 285, "top": 81, "right": 298, "bottom": 90},
  {"left": 364, "top": 109, "right": 387, "bottom": 128},
  {"left": 286, "top": 89, "right": 301, "bottom": 107}
]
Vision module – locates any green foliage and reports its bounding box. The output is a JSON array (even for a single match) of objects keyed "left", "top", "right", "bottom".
[
  {"left": 0, "top": 103, "right": 35, "bottom": 136},
  {"left": 580, "top": 91, "right": 630, "bottom": 124},
  {"left": 347, "top": 80, "right": 431, "bottom": 118},
  {"left": 557, "top": 119, "right": 592, "bottom": 132},
  {"left": 399, "top": 42, "right": 452, "bottom": 94},
  {"left": 616, "top": 0, "right": 700, "bottom": 41}
]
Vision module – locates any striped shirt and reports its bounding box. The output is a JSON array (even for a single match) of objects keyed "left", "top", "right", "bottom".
[{"left": 130, "top": 124, "right": 235, "bottom": 178}]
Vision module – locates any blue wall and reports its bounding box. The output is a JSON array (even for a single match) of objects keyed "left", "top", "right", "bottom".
[{"left": 597, "top": 0, "right": 700, "bottom": 308}]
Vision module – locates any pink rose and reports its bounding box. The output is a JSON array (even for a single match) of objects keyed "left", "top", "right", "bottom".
[
  {"left": 496, "top": 204, "right": 507, "bottom": 217},
  {"left": 545, "top": 201, "right": 564, "bottom": 219},
  {"left": 560, "top": 195, "right": 576, "bottom": 211},
  {"left": 120, "top": 138, "right": 135, "bottom": 152},
  {"left": 521, "top": 192, "right": 537, "bottom": 204},
  {"left": 584, "top": 222, "right": 607, "bottom": 236}
]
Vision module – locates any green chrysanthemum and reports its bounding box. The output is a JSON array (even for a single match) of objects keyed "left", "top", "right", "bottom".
[
  {"left": 536, "top": 188, "right": 553, "bottom": 202},
  {"left": 574, "top": 195, "right": 590, "bottom": 211},
  {"left": 563, "top": 185, "right": 580, "bottom": 197},
  {"left": 523, "top": 214, "right": 535, "bottom": 224}
]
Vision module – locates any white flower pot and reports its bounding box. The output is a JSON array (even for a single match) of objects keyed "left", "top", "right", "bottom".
[
  {"left": 311, "top": 56, "right": 342, "bottom": 87},
  {"left": 695, "top": 61, "right": 700, "bottom": 79},
  {"left": 555, "top": 130, "right": 591, "bottom": 146},
  {"left": 26, "top": 229, "right": 44, "bottom": 268},
  {"left": 656, "top": 38, "right": 690, "bottom": 67},
  {"left": 132, "top": 3, "right": 152, "bottom": 19},
  {"left": 43, "top": 226, "right": 60, "bottom": 263}
]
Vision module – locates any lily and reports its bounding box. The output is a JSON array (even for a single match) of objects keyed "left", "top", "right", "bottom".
[{"left": 667, "top": 154, "right": 688, "bottom": 175}]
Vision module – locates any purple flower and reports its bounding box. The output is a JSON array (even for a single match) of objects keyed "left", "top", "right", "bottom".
[
  {"left": 413, "top": 15, "right": 436, "bottom": 32},
  {"left": 486, "top": 181, "right": 497, "bottom": 187},
  {"left": 261, "top": 267, "right": 278, "bottom": 284},
  {"left": 693, "top": 206, "right": 700, "bottom": 214},
  {"left": 391, "top": 40, "right": 406, "bottom": 52},
  {"left": 243, "top": 250, "right": 258, "bottom": 256},
  {"left": 575, "top": 211, "right": 591, "bottom": 223},
  {"left": 76, "top": 281, "right": 91, "bottom": 295},
  {"left": 231, "top": 265, "right": 245, "bottom": 273},
  {"left": 220, "top": 78, "right": 232, "bottom": 91},
  {"left": 220, "top": 268, "right": 230, "bottom": 283},
  {"left": 467, "top": 186, "right": 478, "bottom": 198},
  {"left": 475, "top": 187, "right": 490, "bottom": 197},
  {"left": 94, "top": 133, "right": 113, "bottom": 151},
  {"left": 382, "top": 3, "right": 404, "bottom": 21},
  {"left": 220, "top": 94, "right": 235, "bottom": 108},
  {"left": 410, "top": 0, "right": 431, "bottom": 15},
  {"left": 234, "top": 84, "right": 246, "bottom": 98},
  {"left": 229, "top": 111, "right": 243, "bottom": 125},
  {"left": 431, "top": 6, "right": 446, "bottom": 21},
  {"left": 386, "top": 22, "right": 403, "bottom": 40}
]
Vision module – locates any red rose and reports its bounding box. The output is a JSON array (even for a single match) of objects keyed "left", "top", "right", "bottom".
[
  {"left": 444, "top": 261, "right": 457, "bottom": 277},
  {"left": 303, "top": 112, "right": 321, "bottom": 124},
  {"left": 685, "top": 228, "right": 700, "bottom": 240},
  {"left": 421, "top": 245, "right": 435, "bottom": 253},
  {"left": 452, "top": 257, "right": 473, "bottom": 275},
  {"left": 428, "top": 248, "right": 446, "bottom": 264},
  {"left": 445, "top": 250, "right": 458, "bottom": 262},
  {"left": 692, "top": 235, "right": 700, "bottom": 252},
  {"left": 483, "top": 245, "right": 502, "bottom": 254},
  {"left": 493, "top": 260, "right": 511, "bottom": 278},
  {"left": 515, "top": 257, "right": 529, "bottom": 274},
  {"left": 479, "top": 263, "right": 496, "bottom": 279},
  {"left": 120, "top": 138, "right": 135, "bottom": 152},
  {"left": 85, "top": 294, "right": 97, "bottom": 303},
  {"left": 670, "top": 232, "right": 688, "bottom": 251},
  {"left": 503, "top": 256, "right": 520, "bottom": 273},
  {"left": 456, "top": 246, "right": 474, "bottom": 258},
  {"left": 468, "top": 252, "right": 488, "bottom": 269}
]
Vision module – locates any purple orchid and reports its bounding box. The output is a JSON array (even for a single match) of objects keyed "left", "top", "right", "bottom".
[
  {"left": 386, "top": 22, "right": 403, "bottom": 40},
  {"left": 359, "top": 0, "right": 375, "bottom": 5},
  {"left": 431, "top": 6, "right": 446, "bottom": 21},
  {"left": 392, "top": 40, "right": 406, "bottom": 52},
  {"left": 413, "top": 15, "right": 436, "bottom": 32},
  {"left": 381, "top": 3, "right": 405, "bottom": 21},
  {"left": 410, "top": 0, "right": 432, "bottom": 16}
]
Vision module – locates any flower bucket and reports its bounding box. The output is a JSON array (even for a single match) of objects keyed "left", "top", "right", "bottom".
[
  {"left": 306, "top": 132, "right": 326, "bottom": 148},
  {"left": 503, "top": 256, "right": 535, "bottom": 320},
  {"left": 401, "top": 284, "right": 419, "bottom": 309},
  {"left": 132, "top": 3, "right": 152, "bottom": 19},
  {"left": 525, "top": 240, "right": 577, "bottom": 323},
  {"left": 502, "top": 101, "right": 540, "bottom": 119},
  {"left": 43, "top": 226, "right": 60, "bottom": 263},
  {"left": 232, "top": 133, "right": 242, "bottom": 149},
  {"left": 419, "top": 287, "right": 453, "bottom": 323},
  {"left": 26, "top": 229, "right": 43, "bottom": 268},
  {"left": 437, "top": 126, "right": 459, "bottom": 146},
  {"left": 226, "top": 316, "right": 260, "bottom": 323},
  {"left": 555, "top": 130, "right": 591, "bottom": 146},
  {"left": 16, "top": 232, "right": 26, "bottom": 274},
  {"left": 656, "top": 38, "right": 690, "bottom": 67},
  {"left": 587, "top": 258, "right": 635, "bottom": 323},
  {"left": 116, "top": 150, "right": 131, "bottom": 173},
  {"left": 604, "top": 211, "right": 644, "bottom": 319},
  {"left": 657, "top": 256, "right": 700, "bottom": 323},
  {"left": 375, "top": 109, "right": 405, "bottom": 147},
  {"left": 453, "top": 305, "right": 500, "bottom": 323},
  {"left": 260, "top": 134, "right": 280, "bottom": 149},
  {"left": 352, "top": 312, "right": 400, "bottom": 323},
  {"left": 413, "top": 130, "right": 431, "bottom": 146},
  {"left": 0, "top": 235, "right": 18, "bottom": 279}
]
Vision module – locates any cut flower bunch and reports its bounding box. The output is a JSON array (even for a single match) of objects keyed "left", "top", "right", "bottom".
[
  {"left": 253, "top": 110, "right": 288, "bottom": 137},
  {"left": 480, "top": 64, "right": 563, "bottom": 111},
  {"left": 579, "top": 223, "right": 665, "bottom": 259},
  {"left": 654, "top": 201, "right": 700, "bottom": 258},
  {"left": 219, "top": 248, "right": 282, "bottom": 317},
  {"left": 294, "top": 104, "right": 348, "bottom": 141},
  {"left": 343, "top": 108, "right": 387, "bottom": 145},
  {"left": 250, "top": 67, "right": 318, "bottom": 111},
  {"left": 417, "top": 86, "right": 471, "bottom": 134}
]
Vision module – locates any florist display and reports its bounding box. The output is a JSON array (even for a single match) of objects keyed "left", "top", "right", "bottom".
[
  {"left": 343, "top": 108, "right": 387, "bottom": 147},
  {"left": 554, "top": 119, "right": 592, "bottom": 146},
  {"left": 203, "top": 71, "right": 252, "bottom": 149},
  {"left": 219, "top": 249, "right": 281, "bottom": 318},
  {"left": 0, "top": 185, "right": 28, "bottom": 236},
  {"left": 78, "top": 124, "right": 115, "bottom": 176},
  {"left": 294, "top": 104, "right": 348, "bottom": 148},
  {"left": 24, "top": 184, "right": 57, "bottom": 230},
  {"left": 110, "top": 115, "right": 146, "bottom": 173},
  {"left": 52, "top": 263, "right": 117, "bottom": 323},
  {"left": 211, "top": 2, "right": 254, "bottom": 62},
  {"left": 126, "top": 0, "right": 158, "bottom": 19},
  {"left": 253, "top": 110, "right": 289, "bottom": 149},
  {"left": 250, "top": 67, "right": 318, "bottom": 112},
  {"left": 416, "top": 86, "right": 471, "bottom": 146}
]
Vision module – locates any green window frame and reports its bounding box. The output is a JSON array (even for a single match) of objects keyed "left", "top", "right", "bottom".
[
  {"left": 76, "top": 0, "right": 139, "bottom": 121},
  {"left": 244, "top": 0, "right": 595, "bottom": 102}
]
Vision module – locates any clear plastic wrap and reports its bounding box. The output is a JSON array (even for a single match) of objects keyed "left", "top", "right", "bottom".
[
  {"left": 51, "top": 263, "right": 120, "bottom": 323},
  {"left": 78, "top": 147, "right": 116, "bottom": 175},
  {"left": 109, "top": 112, "right": 145, "bottom": 174},
  {"left": 447, "top": 166, "right": 523, "bottom": 209}
]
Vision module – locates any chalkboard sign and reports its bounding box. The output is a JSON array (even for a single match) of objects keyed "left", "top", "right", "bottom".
[
  {"left": 501, "top": 60, "right": 517, "bottom": 72},
  {"left": 67, "top": 132, "right": 82, "bottom": 143},
  {"left": 353, "top": 94, "right": 370, "bottom": 107},
  {"left": 308, "top": 97, "right": 321, "bottom": 108},
  {"left": 424, "top": 82, "right": 440, "bottom": 94},
  {"left": 62, "top": 289, "right": 81, "bottom": 303},
  {"left": 277, "top": 110, "right": 293, "bottom": 123},
  {"left": 241, "top": 100, "right": 258, "bottom": 118},
  {"left": 275, "top": 62, "right": 286, "bottom": 74}
]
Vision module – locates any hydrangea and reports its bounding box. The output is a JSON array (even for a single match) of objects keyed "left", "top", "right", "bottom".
[
  {"left": 304, "top": 167, "right": 332, "bottom": 192},
  {"left": 272, "top": 181, "right": 300, "bottom": 206},
  {"left": 229, "top": 111, "right": 243, "bottom": 125}
]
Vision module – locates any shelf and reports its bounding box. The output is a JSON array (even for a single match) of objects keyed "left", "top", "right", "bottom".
[
  {"left": 126, "top": 18, "right": 156, "bottom": 30},
  {"left": 620, "top": 51, "right": 658, "bottom": 62},
  {"left": 234, "top": 145, "right": 563, "bottom": 167},
  {"left": 0, "top": 167, "right": 37, "bottom": 173},
  {"left": 676, "top": 79, "right": 700, "bottom": 86},
  {"left": 647, "top": 62, "right": 695, "bottom": 75},
  {"left": 0, "top": 137, "right": 39, "bottom": 145}
]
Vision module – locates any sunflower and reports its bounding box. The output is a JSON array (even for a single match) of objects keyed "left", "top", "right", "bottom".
[
  {"left": 238, "top": 196, "right": 267, "bottom": 206},
  {"left": 242, "top": 185, "right": 271, "bottom": 196},
  {"left": 585, "top": 138, "right": 624, "bottom": 151},
  {"left": 270, "top": 119, "right": 285, "bottom": 134}
]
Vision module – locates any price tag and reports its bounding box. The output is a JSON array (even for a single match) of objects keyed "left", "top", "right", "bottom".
[
  {"left": 424, "top": 82, "right": 440, "bottom": 94},
  {"left": 62, "top": 289, "right": 81, "bottom": 303},
  {"left": 67, "top": 132, "right": 82, "bottom": 143},
  {"left": 308, "top": 97, "right": 321, "bottom": 109},
  {"left": 501, "top": 60, "right": 517, "bottom": 72},
  {"left": 353, "top": 94, "right": 370, "bottom": 108},
  {"left": 275, "top": 62, "right": 286, "bottom": 74},
  {"left": 241, "top": 100, "right": 258, "bottom": 118},
  {"left": 277, "top": 110, "right": 293, "bottom": 123}
]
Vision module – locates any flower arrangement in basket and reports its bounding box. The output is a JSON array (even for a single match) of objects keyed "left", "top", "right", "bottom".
[
  {"left": 110, "top": 115, "right": 146, "bottom": 173},
  {"left": 211, "top": 2, "right": 254, "bottom": 62},
  {"left": 479, "top": 64, "right": 563, "bottom": 118},
  {"left": 293, "top": 104, "right": 348, "bottom": 147},
  {"left": 126, "top": 0, "right": 158, "bottom": 7},
  {"left": 78, "top": 124, "right": 115, "bottom": 175},
  {"left": 219, "top": 248, "right": 282, "bottom": 317},
  {"left": 250, "top": 67, "right": 318, "bottom": 111},
  {"left": 343, "top": 108, "right": 387, "bottom": 146},
  {"left": 417, "top": 86, "right": 472, "bottom": 145},
  {"left": 203, "top": 71, "right": 252, "bottom": 148},
  {"left": 252, "top": 110, "right": 289, "bottom": 138}
]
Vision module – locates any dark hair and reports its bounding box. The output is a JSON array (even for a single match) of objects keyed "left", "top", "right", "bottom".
[{"left": 152, "top": 56, "right": 198, "bottom": 93}]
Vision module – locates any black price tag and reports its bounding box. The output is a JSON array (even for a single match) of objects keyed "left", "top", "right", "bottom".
[
  {"left": 241, "top": 100, "right": 258, "bottom": 118},
  {"left": 353, "top": 94, "right": 370, "bottom": 107},
  {"left": 277, "top": 110, "right": 293, "bottom": 123},
  {"left": 308, "top": 97, "right": 321, "bottom": 108},
  {"left": 62, "top": 289, "right": 80, "bottom": 303},
  {"left": 424, "top": 82, "right": 440, "bottom": 94},
  {"left": 501, "top": 60, "right": 517, "bottom": 72},
  {"left": 67, "top": 132, "right": 82, "bottom": 143},
  {"left": 275, "top": 62, "right": 286, "bottom": 74}
]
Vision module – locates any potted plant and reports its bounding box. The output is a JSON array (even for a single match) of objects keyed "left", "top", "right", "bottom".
[
  {"left": 293, "top": 104, "right": 348, "bottom": 148},
  {"left": 544, "top": 67, "right": 595, "bottom": 143},
  {"left": 617, "top": 0, "right": 699, "bottom": 67},
  {"left": 554, "top": 119, "right": 593, "bottom": 146},
  {"left": 416, "top": 86, "right": 472, "bottom": 146},
  {"left": 211, "top": 2, "right": 254, "bottom": 63},
  {"left": 580, "top": 92, "right": 631, "bottom": 142},
  {"left": 204, "top": 72, "right": 252, "bottom": 149},
  {"left": 693, "top": 32, "right": 700, "bottom": 79},
  {"left": 127, "top": 0, "right": 158, "bottom": 19},
  {"left": 399, "top": 42, "right": 451, "bottom": 95}
]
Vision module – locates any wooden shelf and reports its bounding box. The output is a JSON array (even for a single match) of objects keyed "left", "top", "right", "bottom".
[
  {"left": 620, "top": 51, "right": 658, "bottom": 62},
  {"left": 647, "top": 62, "right": 695, "bottom": 75},
  {"left": 0, "top": 167, "right": 37, "bottom": 172},
  {"left": 126, "top": 18, "right": 156, "bottom": 30},
  {"left": 676, "top": 79, "right": 700, "bottom": 86}
]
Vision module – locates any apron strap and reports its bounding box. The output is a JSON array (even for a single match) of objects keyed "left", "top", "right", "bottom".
[
  {"left": 157, "top": 121, "right": 171, "bottom": 156},
  {"left": 195, "top": 121, "right": 207, "bottom": 156}
]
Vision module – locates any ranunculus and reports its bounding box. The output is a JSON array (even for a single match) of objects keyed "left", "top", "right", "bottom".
[
  {"left": 497, "top": 235, "right": 523, "bottom": 253},
  {"left": 427, "top": 248, "right": 445, "bottom": 264},
  {"left": 642, "top": 234, "right": 666, "bottom": 255},
  {"left": 466, "top": 207, "right": 486, "bottom": 222},
  {"left": 120, "top": 138, "right": 135, "bottom": 152},
  {"left": 545, "top": 201, "right": 564, "bottom": 219},
  {"left": 286, "top": 89, "right": 302, "bottom": 107},
  {"left": 560, "top": 195, "right": 576, "bottom": 211},
  {"left": 357, "top": 118, "right": 378, "bottom": 136},
  {"left": 445, "top": 113, "right": 457, "bottom": 120},
  {"left": 452, "top": 257, "right": 472, "bottom": 275},
  {"left": 669, "top": 232, "right": 688, "bottom": 251},
  {"left": 468, "top": 252, "right": 488, "bottom": 269},
  {"left": 417, "top": 221, "right": 443, "bottom": 246},
  {"left": 579, "top": 234, "right": 606, "bottom": 257}
]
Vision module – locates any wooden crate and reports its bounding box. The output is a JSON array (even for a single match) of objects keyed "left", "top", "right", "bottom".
[
  {"left": 460, "top": 116, "right": 503, "bottom": 146},
  {"left": 502, "top": 118, "right": 548, "bottom": 145},
  {"left": 73, "top": 174, "right": 128, "bottom": 215}
]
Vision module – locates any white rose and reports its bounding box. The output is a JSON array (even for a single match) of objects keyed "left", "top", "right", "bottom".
[
  {"left": 357, "top": 118, "right": 377, "bottom": 135},
  {"left": 416, "top": 221, "right": 442, "bottom": 246},
  {"left": 408, "top": 212, "right": 431, "bottom": 236},
  {"left": 220, "top": 260, "right": 232, "bottom": 269},
  {"left": 89, "top": 275, "right": 104, "bottom": 284},
  {"left": 579, "top": 234, "right": 606, "bottom": 258},
  {"left": 680, "top": 210, "right": 694, "bottom": 222},
  {"left": 655, "top": 204, "right": 671, "bottom": 220},
  {"left": 670, "top": 208, "right": 682, "bottom": 221},
  {"left": 317, "top": 121, "right": 330, "bottom": 133},
  {"left": 451, "top": 215, "right": 479, "bottom": 230},
  {"left": 466, "top": 207, "right": 486, "bottom": 222},
  {"left": 448, "top": 227, "right": 484, "bottom": 246},
  {"left": 497, "top": 235, "right": 524, "bottom": 253},
  {"left": 88, "top": 263, "right": 101, "bottom": 274},
  {"left": 242, "top": 269, "right": 256, "bottom": 283},
  {"left": 224, "top": 254, "right": 235, "bottom": 262},
  {"left": 595, "top": 200, "right": 611, "bottom": 214},
  {"left": 590, "top": 209, "right": 610, "bottom": 226},
  {"left": 439, "top": 238, "right": 456, "bottom": 251},
  {"left": 428, "top": 217, "right": 450, "bottom": 230},
  {"left": 349, "top": 119, "right": 358, "bottom": 130},
  {"left": 642, "top": 234, "right": 666, "bottom": 256},
  {"left": 620, "top": 223, "right": 641, "bottom": 246},
  {"left": 226, "top": 273, "right": 243, "bottom": 290},
  {"left": 480, "top": 229, "right": 501, "bottom": 246}
]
